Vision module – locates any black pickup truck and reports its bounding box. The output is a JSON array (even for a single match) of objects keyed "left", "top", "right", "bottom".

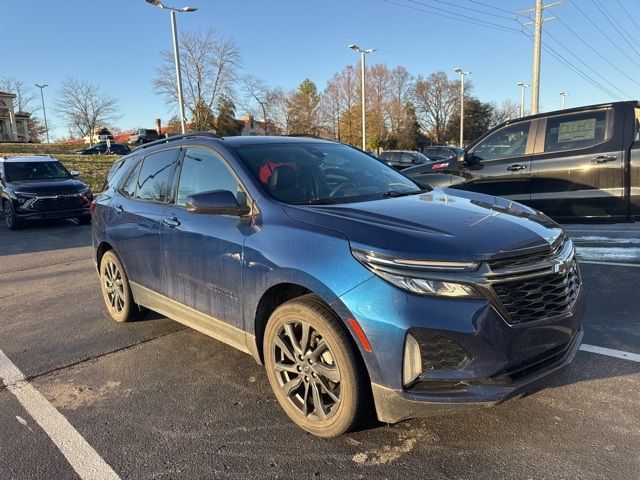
[{"left": 404, "top": 101, "right": 640, "bottom": 221}]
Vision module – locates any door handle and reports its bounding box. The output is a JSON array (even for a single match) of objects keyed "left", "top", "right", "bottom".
[
  {"left": 162, "top": 216, "right": 180, "bottom": 228},
  {"left": 592, "top": 155, "right": 617, "bottom": 164},
  {"left": 506, "top": 164, "right": 527, "bottom": 171}
]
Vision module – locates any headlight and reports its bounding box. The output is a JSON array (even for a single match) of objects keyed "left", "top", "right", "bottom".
[
  {"left": 352, "top": 249, "right": 481, "bottom": 298},
  {"left": 79, "top": 187, "right": 93, "bottom": 201}
]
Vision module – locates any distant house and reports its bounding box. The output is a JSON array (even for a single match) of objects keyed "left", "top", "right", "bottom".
[
  {"left": 240, "top": 115, "right": 278, "bottom": 136},
  {"left": 0, "top": 91, "right": 30, "bottom": 142}
]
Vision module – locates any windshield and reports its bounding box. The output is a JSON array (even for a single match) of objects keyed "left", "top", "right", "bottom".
[
  {"left": 4, "top": 161, "right": 71, "bottom": 182},
  {"left": 233, "top": 142, "right": 422, "bottom": 204}
]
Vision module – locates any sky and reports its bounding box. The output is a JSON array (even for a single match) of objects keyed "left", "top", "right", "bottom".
[{"left": 3, "top": 0, "right": 639, "bottom": 140}]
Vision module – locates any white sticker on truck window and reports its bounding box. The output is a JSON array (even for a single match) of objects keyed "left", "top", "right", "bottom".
[{"left": 558, "top": 118, "right": 597, "bottom": 143}]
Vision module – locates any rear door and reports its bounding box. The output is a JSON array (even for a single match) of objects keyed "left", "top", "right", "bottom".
[
  {"left": 529, "top": 107, "right": 625, "bottom": 219},
  {"left": 108, "top": 148, "right": 180, "bottom": 294},
  {"left": 454, "top": 120, "right": 535, "bottom": 202}
]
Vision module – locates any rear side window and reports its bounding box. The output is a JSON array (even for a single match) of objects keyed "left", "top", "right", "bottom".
[
  {"left": 135, "top": 149, "right": 179, "bottom": 202},
  {"left": 635, "top": 108, "right": 640, "bottom": 142},
  {"left": 544, "top": 110, "right": 608, "bottom": 153},
  {"left": 176, "top": 147, "right": 241, "bottom": 206}
]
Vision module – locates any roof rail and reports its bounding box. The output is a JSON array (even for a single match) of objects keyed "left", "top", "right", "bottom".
[{"left": 132, "top": 131, "right": 222, "bottom": 152}]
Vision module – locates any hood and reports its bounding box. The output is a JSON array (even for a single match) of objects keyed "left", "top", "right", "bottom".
[
  {"left": 284, "top": 188, "right": 563, "bottom": 261},
  {"left": 9, "top": 178, "right": 88, "bottom": 195}
]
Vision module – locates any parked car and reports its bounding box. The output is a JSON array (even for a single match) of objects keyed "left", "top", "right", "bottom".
[
  {"left": 0, "top": 155, "right": 92, "bottom": 229},
  {"left": 423, "top": 146, "right": 465, "bottom": 161},
  {"left": 127, "top": 128, "right": 161, "bottom": 145},
  {"left": 378, "top": 150, "right": 432, "bottom": 170},
  {"left": 404, "top": 101, "right": 640, "bottom": 221},
  {"left": 92, "top": 133, "right": 584, "bottom": 437},
  {"left": 75, "top": 143, "right": 131, "bottom": 155}
]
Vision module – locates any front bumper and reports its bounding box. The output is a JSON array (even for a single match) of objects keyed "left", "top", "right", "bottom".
[
  {"left": 372, "top": 327, "right": 583, "bottom": 423},
  {"left": 16, "top": 206, "right": 90, "bottom": 220}
]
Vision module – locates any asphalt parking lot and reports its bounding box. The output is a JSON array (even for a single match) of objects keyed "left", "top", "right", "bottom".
[{"left": 1, "top": 220, "right": 639, "bottom": 479}]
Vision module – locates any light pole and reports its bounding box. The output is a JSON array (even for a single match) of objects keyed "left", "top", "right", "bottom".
[
  {"left": 146, "top": 0, "right": 197, "bottom": 134},
  {"left": 453, "top": 68, "right": 470, "bottom": 148},
  {"left": 35, "top": 83, "right": 49, "bottom": 144},
  {"left": 560, "top": 91, "right": 568, "bottom": 109},
  {"left": 517, "top": 82, "right": 529, "bottom": 117},
  {"left": 348, "top": 44, "right": 375, "bottom": 151}
]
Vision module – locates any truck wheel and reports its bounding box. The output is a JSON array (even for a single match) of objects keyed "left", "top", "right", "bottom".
[{"left": 263, "top": 295, "right": 370, "bottom": 437}]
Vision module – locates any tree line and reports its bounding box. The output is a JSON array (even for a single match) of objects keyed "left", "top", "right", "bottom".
[{"left": 5, "top": 29, "right": 520, "bottom": 148}]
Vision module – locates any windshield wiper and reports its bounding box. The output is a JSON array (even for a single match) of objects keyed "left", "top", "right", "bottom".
[
  {"left": 291, "top": 198, "right": 337, "bottom": 205},
  {"left": 381, "top": 189, "right": 423, "bottom": 199}
]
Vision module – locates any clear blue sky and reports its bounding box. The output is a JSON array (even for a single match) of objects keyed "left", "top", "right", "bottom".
[{"left": 4, "top": 0, "right": 639, "bottom": 140}]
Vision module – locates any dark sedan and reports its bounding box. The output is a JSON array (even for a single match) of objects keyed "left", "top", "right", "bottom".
[{"left": 75, "top": 143, "right": 131, "bottom": 155}]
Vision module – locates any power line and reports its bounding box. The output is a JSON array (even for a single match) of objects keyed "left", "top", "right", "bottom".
[
  {"left": 614, "top": 0, "right": 640, "bottom": 34},
  {"left": 418, "top": 0, "right": 516, "bottom": 21},
  {"left": 569, "top": 0, "right": 640, "bottom": 69},
  {"left": 407, "top": 0, "right": 519, "bottom": 29},
  {"left": 465, "top": 0, "right": 515, "bottom": 15},
  {"left": 520, "top": 29, "right": 620, "bottom": 100},
  {"left": 590, "top": 0, "right": 640, "bottom": 55},
  {"left": 553, "top": 13, "right": 640, "bottom": 89},
  {"left": 378, "top": 0, "right": 521, "bottom": 33}
]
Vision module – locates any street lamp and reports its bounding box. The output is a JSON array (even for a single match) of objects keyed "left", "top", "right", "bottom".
[
  {"left": 560, "top": 91, "right": 568, "bottom": 109},
  {"left": 145, "top": 0, "right": 197, "bottom": 134},
  {"left": 453, "top": 68, "right": 470, "bottom": 148},
  {"left": 517, "top": 82, "right": 529, "bottom": 118},
  {"left": 348, "top": 44, "right": 376, "bottom": 151},
  {"left": 35, "top": 83, "right": 50, "bottom": 144}
]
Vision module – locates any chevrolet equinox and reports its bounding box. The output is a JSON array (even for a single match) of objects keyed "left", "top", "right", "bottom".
[{"left": 92, "top": 133, "right": 584, "bottom": 437}]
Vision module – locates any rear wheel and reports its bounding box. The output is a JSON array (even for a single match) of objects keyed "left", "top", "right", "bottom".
[
  {"left": 263, "top": 295, "right": 369, "bottom": 437},
  {"left": 2, "top": 200, "right": 22, "bottom": 230},
  {"left": 99, "top": 250, "right": 147, "bottom": 322}
]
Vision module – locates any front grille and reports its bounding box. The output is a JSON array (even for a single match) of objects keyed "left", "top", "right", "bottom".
[
  {"left": 488, "top": 235, "right": 566, "bottom": 271},
  {"left": 412, "top": 331, "right": 472, "bottom": 371},
  {"left": 31, "top": 195, "right": 85, "bottom": 212},
  {"left": 493, "top": 260, "right": 580, "bottom": 325}
]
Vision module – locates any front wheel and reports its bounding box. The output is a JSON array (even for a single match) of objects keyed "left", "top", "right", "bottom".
[
  {"left": 3, "top": 200, "right": 22, "bottom": 230},
  {"left": 263, "top": 295, "right": 370, "bottom": 437},
  {"left": 99, "top": 250, "right": 147, "bottom": 322}
]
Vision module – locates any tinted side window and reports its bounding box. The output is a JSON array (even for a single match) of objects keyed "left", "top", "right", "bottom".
[
  {"left": 120, "top": 160, "right": 142, "bottom": 197},
  {"left": 135, "top": 149, "right": 179, "bottom": 202},
  {"left": 473, "top": 122, "right": 531, "bottom": 161},
  {"left": 634, "top": 108, "right": 640, "bottom": 142},
  {"left": 400, "top": 153, "right": 414, "bottom": 164},
  {"left": 544, "top": 110, "right": 608, "bottom": 153},
  {"left": 176, "top": 147, "right": 241, "bottom": 206}
]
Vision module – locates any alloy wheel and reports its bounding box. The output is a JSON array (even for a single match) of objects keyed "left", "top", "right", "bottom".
[
  {"left": 103, "top": 259, "right": 125, "bottom": 314},
  {"left": 272, "top": 320, "right": 342, "bottom": 421}
]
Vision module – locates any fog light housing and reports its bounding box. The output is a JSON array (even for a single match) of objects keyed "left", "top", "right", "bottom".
[{"left": 403, "top": 333, "right": 422, "bottom": 386}]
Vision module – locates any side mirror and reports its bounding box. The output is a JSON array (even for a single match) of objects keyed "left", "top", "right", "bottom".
[
  {"left": 70, "top": 170, "right": 80, "bottom": 177},
  {"left": 185, "top": 190, "right": 250, "bottom": 216}
]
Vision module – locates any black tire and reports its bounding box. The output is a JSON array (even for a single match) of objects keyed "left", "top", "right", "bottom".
[
  {"left": 99, "top": 250, "right": 147, "bottom": 322},
  {"left": 2, "top": 200, "right": 22, "bottom": 230},
  {"left": 77, "top": 214, "right": 92, "bottom": 225},
  {"left": 263, "top": 295, "right": 369, "bottom": 437}
]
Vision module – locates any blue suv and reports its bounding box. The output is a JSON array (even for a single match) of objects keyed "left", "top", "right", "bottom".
[{"left": 92, "top": 133, "right": 584, "bottom": 437}]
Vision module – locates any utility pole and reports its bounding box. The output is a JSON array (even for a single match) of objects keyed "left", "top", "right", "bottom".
[
  {"left": 454, "top": 68, "right": 470, "bottom": 148},
  {"left": 35, "top": 84, "right": 49, "bottom": 144},
  {"left": 519, "top": 1, "right": 563, "bottom": 115},
  {"left": 517, "top": 82, "right": 529, "bottom": 117},
  {"left": 560, "top": 91, "right": 568, "bottom": 109},
  {"left": 348, "top": 44, "right": 375, "bottom": 151}
]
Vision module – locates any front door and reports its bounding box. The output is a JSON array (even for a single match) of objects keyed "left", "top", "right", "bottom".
[
  {"left": 161, "top": 146, "right": 251, "bottom": 329},
  {"left": 529, "top": 107, "right": 625, "bottom": 219},
  {"left": 455, "top": 120, "right": 535, "bottom": 202}
]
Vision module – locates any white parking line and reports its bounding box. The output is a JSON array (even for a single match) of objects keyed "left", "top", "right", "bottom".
[
  {"left": 0, "top": 349, "right": 120, "bottom": 480},
  {"left": 580, "top": 344, "right": 640, "bottom": 363}
]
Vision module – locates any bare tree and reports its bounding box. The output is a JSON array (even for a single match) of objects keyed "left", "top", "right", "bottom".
[
  {"left": 491, "top": 99, "right": 520, "bottom": 126},
  {"left": 386, "top": 66, "right": 413, "bottom": 137},
  {"left": 54, "top": 78, "right": 119, "bottom": 143},
  {"left": 0, "top": 77, "right": 38, "bottom": 114},
  {"left": 240, "top": 75, "right": 280, "bottom": 135},
  {"left": 154, "top": 29, "right": 240, "bottom": 130},
  {"left": 413, "top": 72, "right": 463, "bottom": 144}
]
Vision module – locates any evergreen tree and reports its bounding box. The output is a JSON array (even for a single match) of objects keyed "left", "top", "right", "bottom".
[{"left": 216, "top": 96, "right": 241, "bottom": 136}]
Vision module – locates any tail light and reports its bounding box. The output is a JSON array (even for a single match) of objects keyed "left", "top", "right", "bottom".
[{"left": 89, "top": 200, "right": 96, "bottom": 215}]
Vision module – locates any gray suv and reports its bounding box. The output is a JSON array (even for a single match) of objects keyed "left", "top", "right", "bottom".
[{"left": 127, "top": 128, "right": 161, "bottom": 145}]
